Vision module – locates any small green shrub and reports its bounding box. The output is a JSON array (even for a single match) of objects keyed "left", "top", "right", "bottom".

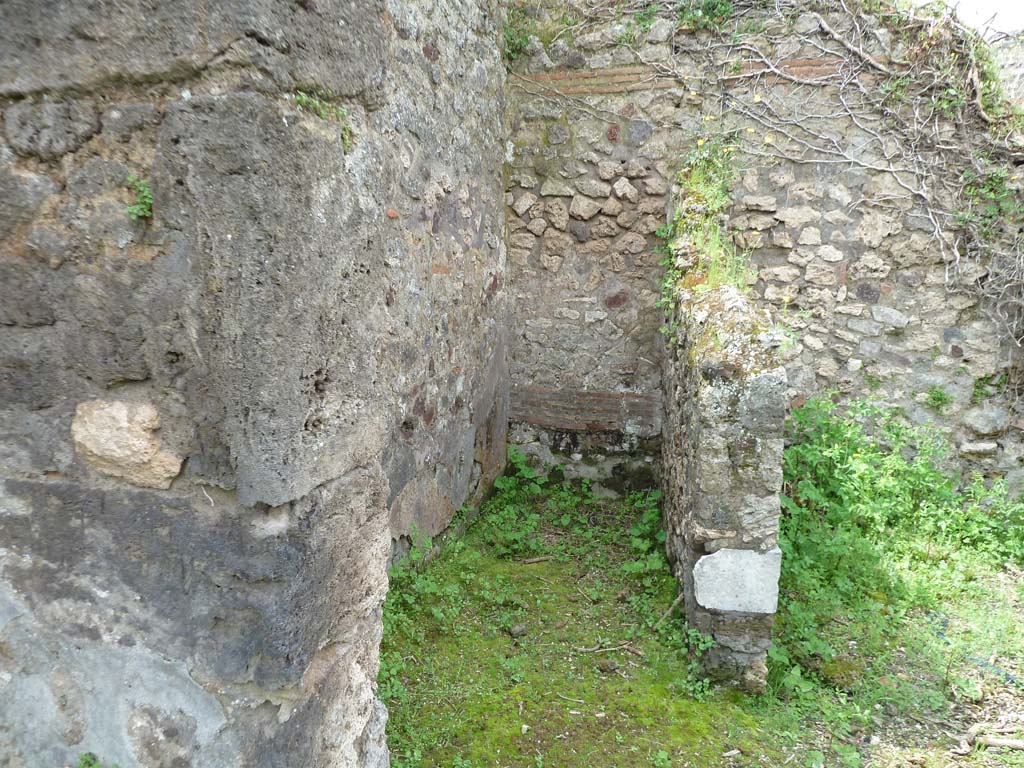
[
  {"left": 618, "top": 4, "right": 658, "bottom": 45},
  {"left": 775, "top": 397, "right": 1024, "bottom": 705},
  {"left": 677, "top": 0, "right": 733, "bottom": 31},
  {"left": 294, "top": 90, "right": 354, "bottom": 151},
  {"left": 956, "top": 163, "right": 1024, "bottom": 240},
  {"left": 972, "top": 371, "right": 1007, "bottom": 403},
  {"left": 924, "top": 384, "right": 954, "bottom": 412},
  {"left": 124, "top": 175, "right": 152, "bottom": 221},
  {"left": 77, "top": 754, "right": 119, "bottom": 768},
  {"left": 503, "top": 6, "right": 532, "bottom": 61}
]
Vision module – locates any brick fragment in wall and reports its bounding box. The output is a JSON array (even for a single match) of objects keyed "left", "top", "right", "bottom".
[{"left": 510, "top": 386, "right": 662, "bottom": 435}]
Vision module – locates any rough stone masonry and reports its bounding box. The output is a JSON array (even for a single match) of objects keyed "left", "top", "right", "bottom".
[
  {"left": 1, "top": 0, "right": 1022, "bottom": 765},
  {"left": 0, "top": 1, "right": 507, "bottom": 765}
]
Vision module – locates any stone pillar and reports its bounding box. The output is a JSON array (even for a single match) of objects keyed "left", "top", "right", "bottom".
[{"left": 662, "top": 284, "right": 787, "bottom": 691}]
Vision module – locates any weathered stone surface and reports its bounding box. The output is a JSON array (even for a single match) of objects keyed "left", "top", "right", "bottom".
[
  {"left": 575, "top": 177, "right": 611, "bottom": 197},
  {"left": 960, "top": 441, "right": 999, "bottom": 457},
  {"left": 1, "top": 0, "right": 510, "bottom": 764},
  {"left": 962, "top": 405, "right": 1010, "bottom": 437},
  {"left": 661, "top": 281, "right": 786, "bottom": 688},
  {"left": 870, "top": 305, "right": 910, "bottom": 329},
  {"left": 612, "top": 177, "right": 639, "bottom": 203},
  {"left": 546, "top": 199, "right": 569, "bottom": 229},
  {"left": 0, "top": 160, "right": 57, "bottom": 239},
  {"left": 569, "top": 194, "right": 602, "bottom": 220},
  {"left": 0, "top": 0, "right": 388, "bottom": 100},
  {"left": 71, "top": 400, "right": 183, "bottom": 489},
  {"left": 775, "top": 206, "right": 820, "bottom": 227},
  {"left": 540, "top": 177, "right": 575, "bottom": 196},
  {"left": 742, "top": 195, "right": 777, "bottom": 212},
  {"left": 5, "top": 99, "right": 98, "bottom": 160},
  {"left": 805, "top": 261, "right": 837, "bottom": 285},
  {"left": 513, "top": 192, "right": 538, "bottom": 216},
  {"left": 693, "top": 548, "right": 783, "bottom": 613}
]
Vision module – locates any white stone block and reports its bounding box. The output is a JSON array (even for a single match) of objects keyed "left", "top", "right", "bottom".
[{"left": 693, "top": 547, "right": 782, "bottom": 614}]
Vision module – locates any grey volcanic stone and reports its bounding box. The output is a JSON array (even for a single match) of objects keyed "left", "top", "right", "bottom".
[
  {"left": 962, "top": 404, "right": 1010, "bottom": 437},
  {"left": 0, "top": 162, "right": 56, "bottom": 238},
  {"left": 5, "top": 99, "right": 98, "bottom": 159},
  {"left": 0, "top": 0, "right": 388, "bottom": 99},
  {"left": 0, "top": 0, "right": 509, "bottom": 765}
]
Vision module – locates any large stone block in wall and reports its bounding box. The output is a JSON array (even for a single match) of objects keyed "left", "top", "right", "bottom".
[
  {"left": 157, "top": 92, "right": 395, "bottom": 507},
  {"left": 71, "top": 400, "right": 182, "bottom": 489},
  {"left": 693, "top": 547, "right": 782, "bottom": 614}
]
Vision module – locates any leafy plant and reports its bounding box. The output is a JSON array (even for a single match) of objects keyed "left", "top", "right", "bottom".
[
  {"left": 924, "top": 384, "right": 954, "bottom": 412},
  {"left": 658, "top": 133, "right": 750, "bottom": 332},
  {"left": 124, "top": 175, "right": 152, "bottom": 221},
  {"left": 677, "top": 0, "right": 734, "bottom": 31},
  {"left": 294, "top": 90, "right": 354, "bottom": 151},
  {"left": 619, "top": 4, "right": 658, "bottom": 44},
  {"left": 956, "top": 164, "right": 1024, "bottom": 240},
  {"left": 972, "top": 371, "right": 1007, "bottom": 403},
  {"left": 503, "top": 5, "right": 532, "bottom": 61},
  {"left": 77, "top": 755, "right": 119, "bottom": 768},
  {"left": 774, "top": 396, "right": 1024, "bottom": 711}
]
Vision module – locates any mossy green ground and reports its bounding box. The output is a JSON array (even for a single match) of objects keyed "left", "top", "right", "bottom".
[
  {"left": 381, "top": 413, "right": 1024, "bottom": 768},
  {"left": 381, "top": 503, "right": 798, "bottom": 768}
]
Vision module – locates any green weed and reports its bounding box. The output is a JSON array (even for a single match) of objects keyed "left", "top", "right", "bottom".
[
  {"left": 618, "top": 4, "right": 658, "bottom": 45},
  {"left": 503, "top": 5, "right": 532, "bottom": 61},
  {"left": 956, "top": 163, "right": 1024, "bottom": 240},
  {"left": 677, "top": 0, "right": 734, "bottom": 31},
  {"left": 381, "top": 450, "right": 761, "bottom": 767},
  {"left": 972, "top": 371, "right": 1008, "bottom": 403},
  {"left": 294, "top": 90, "right": 354, "bottom": 151},
  {"left": 774, "top": 396, "right": 1024, "bottom": 740},
  {"left": 924, "top": 384, "right": 954, "bottom": 412},
  {"left": 77, "top": 755, "right": 119, "bottom": 768},
  {"left": 382, "top": 409, "right": 1024, "bottom": 767},
  {"left": 124, "top": 175, "right": 152, "bottom": 221}
]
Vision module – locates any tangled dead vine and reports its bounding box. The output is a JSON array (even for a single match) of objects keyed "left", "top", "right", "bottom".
[{"left": 512, "top": 0, "right": 1024, "bottom": 358}]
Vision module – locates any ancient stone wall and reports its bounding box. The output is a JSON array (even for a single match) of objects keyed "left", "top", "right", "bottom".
[
  {"left": 2, "top": 0, "right": 1021, "bottom": 763},
  {"left": 661, "top": 285, "right": 787, "bottom": 691},
  {"left": 504, "top": 19, "right": 686, "bottom": 485},
  {"left": 995, "top": 34, "right": 1024, "bottom": 103},
  {"left": 509, "top": 4, "right": 1023, "bottom": 479},
  {"left": 507, "top": 1, "right": 1022, "bottom": 681},
  {"left": 0, "top": 1, "right": 507, "bottom": 765}
]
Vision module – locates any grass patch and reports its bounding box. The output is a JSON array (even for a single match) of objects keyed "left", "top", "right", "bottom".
[
  {"left": 382, "top": 408, "right": 1024, "bottom": 767},
  {"left": 775, "top": 397, "right": 1024, "bottom": 763},
  {"left": 381, "top": 449, "right": 797, "bottom": 767}
]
